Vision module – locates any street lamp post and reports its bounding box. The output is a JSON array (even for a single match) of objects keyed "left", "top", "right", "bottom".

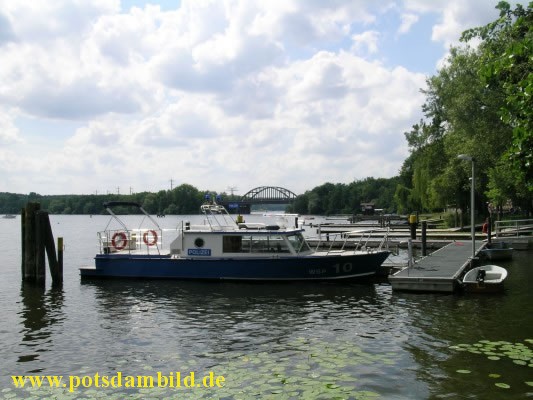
[{"left": 458, "top": 154, "right": 475, "bottom": 261}]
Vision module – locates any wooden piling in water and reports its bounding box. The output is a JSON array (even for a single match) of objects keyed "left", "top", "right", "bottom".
[
  {"left": 55, "top": 237, "right": 64, "bottom": 284},
  {"left": 421, "top": 221, "right": 427, "bottom": 256},
  {"left": 21, "top": 207, "right": 26, "bottom": 280},
  {"left": 23, "top": 202, "right": 40, "bottom": 282},
  {"left": 487, "top": 215, "right": 492, "bottom": 244},
  {"left": 35, "top": 211, "right": 46, "bottom": 283},
  {"left": 21, "top": 203, "right": 63, "bottom": 285},
  {"left": 40, "top": 211, "right": 63, "bottom": 284}
]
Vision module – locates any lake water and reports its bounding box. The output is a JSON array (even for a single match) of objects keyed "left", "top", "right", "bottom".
[{"left": 1, "top": 215, "right": 532, "bottom": 399}]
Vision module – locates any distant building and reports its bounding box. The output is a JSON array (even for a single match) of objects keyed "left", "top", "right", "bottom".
[{"left": 360, "top": 202, "right": 375, "bottom": 215}]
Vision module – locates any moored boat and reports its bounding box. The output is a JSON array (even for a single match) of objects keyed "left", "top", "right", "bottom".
[
  {"left": 80, "top": 199, "right": 390, "bottom": 281},
  {"left": 480, "top": 241, "right": 513, "bottom": 261},
  {"left": 462, "top": 265, "right": 508, "bottom": 293}
]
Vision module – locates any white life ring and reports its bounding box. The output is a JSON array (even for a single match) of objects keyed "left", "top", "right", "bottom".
[
  {"left": 112, "top": 232, "right": 128, "bottom": 250},
  {"left": 143, "top": 230, "right": 158, "bottom": 246}
]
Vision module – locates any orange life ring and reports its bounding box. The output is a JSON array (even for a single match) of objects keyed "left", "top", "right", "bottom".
[
  {"left": 112, "top": 232, "right": 128, "bottom": 250},
  {"left": 143, "top": 230, "right": 158, "bottom": 246}
]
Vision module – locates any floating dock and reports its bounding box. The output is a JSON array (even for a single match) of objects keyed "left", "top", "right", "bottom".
[{"left": 388, "top": 241, "right": 486, "bottom": 293}]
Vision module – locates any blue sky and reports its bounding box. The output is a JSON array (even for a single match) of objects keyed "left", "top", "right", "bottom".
[{"left": 0, "top": 0, "right": 523, "bottom": 196}]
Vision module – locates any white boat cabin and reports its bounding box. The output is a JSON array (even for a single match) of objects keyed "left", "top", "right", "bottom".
[{"left": 170, "top": 225, "right": 312, "bottom": 258}]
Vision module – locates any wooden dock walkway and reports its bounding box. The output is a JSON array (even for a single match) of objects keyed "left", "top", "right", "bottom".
[{"left": 388, "top": 240, "right": 486, "bottom": 293}]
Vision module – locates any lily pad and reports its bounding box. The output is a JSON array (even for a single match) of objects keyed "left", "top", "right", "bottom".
[
  {"left": 326, "top": 384, "right": 340, "bottom": 389},
  {"left": 456, "top": 369, "right": 471, "bottom": 374},
  {"left": 495, "top": 383, "right": 510, "bottom": 389}
]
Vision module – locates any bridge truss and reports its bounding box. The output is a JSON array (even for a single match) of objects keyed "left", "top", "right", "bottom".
[{"left": 240, "top": 186, "right": 297, "bottom": 204}]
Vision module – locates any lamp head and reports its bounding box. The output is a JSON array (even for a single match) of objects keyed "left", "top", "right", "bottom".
[{"left": 457, "top": 154, "right": 473, "bottom": 161}]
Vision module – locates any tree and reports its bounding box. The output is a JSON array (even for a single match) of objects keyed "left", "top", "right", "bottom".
[
  {"left": 461, "top": 1, "right": 533, "bottom": 192},
  {"left": 142, "top": 193, "right": 159, "bottom": 214},
  {"left": 395, "top": 14, "right": 518, "bottom": 216}
]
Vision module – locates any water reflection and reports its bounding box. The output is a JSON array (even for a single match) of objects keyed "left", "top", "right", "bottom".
[
  {"left": 78, "top": 280, "right": 391, "bottom": 373},
  {"left": 391, "top": 250, "right": 533, "bottom": 399},
  {"left": 16, "top": 283, "right": 65, "bottom": 372}
]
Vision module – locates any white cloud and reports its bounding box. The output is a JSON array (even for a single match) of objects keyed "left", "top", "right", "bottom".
[
  {"left": 398, "top": 13, "right": 419, "bottom": 35},
  {"left": 351, "top": 31, "right": 380, "bottom": 55},
  {"left": 0, "top": 1, "right": 120, "bottom": 41},
  {"left": 0, "top": 0, "right": 515, "bottom": 195},
  {"left": 0, "top": 108, "right": 22, "bottom": 144},
  {"left": 403, "top": 0, "right": 504, "bottom": 48}
]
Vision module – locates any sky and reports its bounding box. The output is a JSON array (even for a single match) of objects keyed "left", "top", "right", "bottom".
[{"left": 0, "top": 0, "right": 522, "bottom": 196}]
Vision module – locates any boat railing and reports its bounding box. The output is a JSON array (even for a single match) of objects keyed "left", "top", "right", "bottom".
[
  {"left": 200, "top": 203, "right": 239, "bottom": 231},
  {"left": 309, "top": 228, "right": 389, "bottom": 255},
  {"left": 98, "top": 228, "right": 163, "bottom": 255},
  {"left": 345, "top": 228, "right": 390, "bottom": 252},
  {"left": 494, "top": 219, "right": 533, "bottom": 238}
]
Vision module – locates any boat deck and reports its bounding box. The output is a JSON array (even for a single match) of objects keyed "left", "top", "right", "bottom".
[{"left": 388, "top": 240, "right": 487, "bottom": 293}]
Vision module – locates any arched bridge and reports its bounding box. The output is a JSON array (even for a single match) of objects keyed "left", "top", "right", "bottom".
[
  {"left": 220, "top": 186, "right": 297, "bottom": 214},
  {"left": 240, "top": 186, "right": 297, "bottom": 204}
]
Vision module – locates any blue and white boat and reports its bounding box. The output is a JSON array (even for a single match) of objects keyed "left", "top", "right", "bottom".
[{"left": 79, "top": 200, "right": 390, "bottom": 281}]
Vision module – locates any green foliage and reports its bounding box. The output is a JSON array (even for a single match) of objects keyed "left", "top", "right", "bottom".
[
  {"left": 291, "top": 177, "right": 399, "bottom": 215},
  {"left": 393, "top": 184, "right": 411, "bottom": 214},
  {"left": 0, "top": 184, "right": 207, "bottom": 215},
  {"left": 461, "top": 1, "right": 533, "bottom": 191},
  {"left": 397, "top": 1, "right": 532, "bottom": 216}
]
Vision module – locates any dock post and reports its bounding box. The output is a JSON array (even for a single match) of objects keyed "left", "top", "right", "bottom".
[
  {"left": 407, "top": 239, "right": 414, "bottom": 268},
  {"left": 35, "top": 211, "right": 46, "bottom": 283},
  {"left": 421, "top": 221, "right": 427, "bottom": 256},
  {"left": 409, "top": 214, "right": 417, "bottom": 239},
  {"left": 21, "top": 207, "right": 26, "bottom": 280},
  {"left": 22, "top": 202, "right": 41, "bottom": 282},
  {"left": 21, "top": 203, "right": 63, "bottom": 286},
  {"left": 56, "top": 237, "right": 64, "bottom": 285},
  {"left": 39, "top": 210, "right": 62, "bottom": 285},
  {"left": 487, "top": 215, "right": 492, "bottom": 244}
]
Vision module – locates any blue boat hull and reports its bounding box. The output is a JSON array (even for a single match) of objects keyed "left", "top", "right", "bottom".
[{"left": 80, "top": 252, "right": 390, "bottom": 281}]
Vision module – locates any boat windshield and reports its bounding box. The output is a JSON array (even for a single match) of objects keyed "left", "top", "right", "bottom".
[
  {"left": 287, "top": 233, "right": 311, "bottom": 253},
  {"left": 222, "top": 235, "right": 292, "bottom": 254}
]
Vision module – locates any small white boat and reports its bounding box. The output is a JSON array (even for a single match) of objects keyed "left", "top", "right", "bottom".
[{"left": 463, "top": 265, "right": 508, "bottom": 293}]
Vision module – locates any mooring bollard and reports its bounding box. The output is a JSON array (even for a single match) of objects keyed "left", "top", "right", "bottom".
[
  {"left": 56, "top": 237, "right": 64, "bottom": 284},
  {"left": 22, "top": 202, "right": 41, "bottom": 282},
  {"left": 21, "top": 203, "right": 63, "bottom": 286},
  {"left": 421, "top": 221, "right": 427, "bottom": 256},
  {"left": 409, "top": 214, "right": 417, "bottom": 240},
  {"left": 21, "top": 207, "right": 26, "bottom": 280},
  {"left": 487, "top": 215, "right": 492, "bottom": 245},
  {"left": 35, "top": 211, "right": 46, "bottom": 283},
  {"left": 407, "top": 239, "right": 414, "bottom": 268}
]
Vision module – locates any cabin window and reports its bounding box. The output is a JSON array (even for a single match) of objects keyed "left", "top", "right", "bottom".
[
  {"left": 287, "top": 233, "right": 310, "bottom": 253},
  {"left": 223, "top": 236, "right": 243, "bottom": 252},
  {"left": 222, "top": 235, "right": 291, "bottom": 253},
  {"left": 251, "top": 235, "right": 291, "bottom": 253}
]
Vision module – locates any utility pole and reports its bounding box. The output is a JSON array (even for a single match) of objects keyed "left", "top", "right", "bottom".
[
  {"left": 130, "top": 187, "right": 133, "bottom": 195},
  {"left": 170, "top": 179, "right": 174, "bottom": 191},
  {"left": 117, "top": 187, "right": 120, "bottom": 195},
  {"left": 227, "top": 186, "right": 238, "bottom": 197}
]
